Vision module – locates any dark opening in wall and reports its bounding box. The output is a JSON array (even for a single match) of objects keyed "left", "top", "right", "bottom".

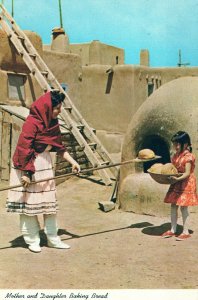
[
  {"left": 7, "top": 73, "right": 27, "bottom": 104},
  {"left": 148, "top": 82, "right": 154, "bottom": 96},
  {"left": 138, "top": 135, "right": 170, "bottom": 172}
]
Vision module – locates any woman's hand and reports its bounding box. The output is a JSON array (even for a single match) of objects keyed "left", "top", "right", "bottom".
[
  {"left": 21, "top": 175, "right": 31, "bottom": 187},
  {"left": 72, "top": 162, "right": 81, "bottom": 174},
  {"left": 62, "top": 151, "right": 81, "bottom": 174}
]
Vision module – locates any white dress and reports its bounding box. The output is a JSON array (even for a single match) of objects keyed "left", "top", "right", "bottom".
[{"left": 6, "top": 150, "right": 58, "bottom": 216}]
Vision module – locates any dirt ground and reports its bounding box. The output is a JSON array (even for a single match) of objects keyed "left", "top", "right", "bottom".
[{"left": 0, "top": 173, "right": 198, "bottom": 291}]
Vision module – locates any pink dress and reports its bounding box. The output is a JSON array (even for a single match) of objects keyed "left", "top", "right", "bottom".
[{"left": 164, "top": 150, "right": 198, "bottom": 206}]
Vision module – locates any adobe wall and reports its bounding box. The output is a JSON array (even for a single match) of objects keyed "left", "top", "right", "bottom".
[
  {"left": 70, "top": 40, "right": 124, "bottom": 65},
  {"left": 43, "top": 51, "right": 82, "bottom": 107},
  {"left": 0, "top": 70, "right": 42, "bottom": 107},
  {"left": 69, "top": 43, "right": 90, "bottom": 66},
  {"left": 1, "top": 27, "right": 198, "bottom": 156},
  {"left": 0, "top": 29, "right": 44, "bottom": 106},
  {"left": 0, "top": 29, "right": 82, "bottom": 109},
  {"left": 79, "top": 65, "right": 135, "bottom": 133},
  {"left": 0, "top": 30, "right": 43, "bottom": 73},
  {"left": 78, "top": 65, "right": 198, "bottom": 135}
]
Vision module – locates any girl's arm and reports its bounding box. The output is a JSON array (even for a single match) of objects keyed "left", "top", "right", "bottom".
[
  {"left": 169, "top": 162, "right": 191, "bottom": 184},
  {"left": 61, "top": 151, "right": 81, "bottom": 173}
]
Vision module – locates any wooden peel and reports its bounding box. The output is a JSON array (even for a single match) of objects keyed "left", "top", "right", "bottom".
[
  {"left": 0, "top": 156, "right": 162, "bottom": 192},
  {"left": 132, "top": 155, "right": 161, "bottom": 163}
]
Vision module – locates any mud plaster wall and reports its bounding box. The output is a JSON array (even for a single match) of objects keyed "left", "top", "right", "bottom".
[
  {"left": 43, "top": 50, "right": 82, "bottom": 107},
  {"left": 118, "top": 77, "right": 198, "bottom": 216},
  {"left": 69, "top": 43, "right": 91, "bottom": 66},
  {"left": 70, "top": 40, "right": 124, "bottom": 66},
  {"left": 79, "top": 65, "right": 135, "bottom": 133},
  {"left": 1, "top": 29, "right": 198, "bottom": 154},
  {"left": 0, "top": 30, "right": 44, "bottom": 105},
  {"left": 0, "top": 70, "right": 42, "bottom": 107},
  {"left": 0, "top": 30, "right": 82, "bottom": 110},
  {"left": 78, "top": 65, "right": 198, "bottom": 135},
  {"left": 0, "top": 30, "right": 43, "bottom": 73}
]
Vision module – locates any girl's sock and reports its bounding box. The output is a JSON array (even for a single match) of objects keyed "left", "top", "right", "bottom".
[
  {"left": 180, "top": 206, "right": 189, "bottom": 235},
  {"left": 171, "top": 204, "right": 178, "bottom": 233}
]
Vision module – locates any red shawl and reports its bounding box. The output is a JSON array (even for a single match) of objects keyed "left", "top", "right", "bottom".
[{"left": 13, "top": 92, "right": 66, "bottom": 173}]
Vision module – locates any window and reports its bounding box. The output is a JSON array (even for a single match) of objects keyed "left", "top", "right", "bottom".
[
  {"left": 7, "top": 73, "right": 26, "bottom": 101},
  {"left": 148, "top": 82, "right": 154, "bottom": 96}
]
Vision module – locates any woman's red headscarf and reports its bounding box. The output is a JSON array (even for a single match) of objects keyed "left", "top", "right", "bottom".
[{"left": 13, "top": 92, "right": 66, "bottom": 173}]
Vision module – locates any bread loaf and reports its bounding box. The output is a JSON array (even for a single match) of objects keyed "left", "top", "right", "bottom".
[
  {"left": 161, "top": 163, "right": 178, "bottom": 175},
  {"left": 148, "top": 163, "right": 163, "bottom": 174},
  {"left": 138, "top": 149, "right": 155, "bottom": 159}
]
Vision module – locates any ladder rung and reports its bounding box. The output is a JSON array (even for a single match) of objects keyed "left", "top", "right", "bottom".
[
  {"left": 41, "top": 70, "right": 48, "bottom": 76},
  {"left": 79, "top": 145, "right": 85, "bottom": 150},
  {"left": 64, "top": 107, "right": 72, "bottom": 112},
  {"left": 88, "top": 143, "right": 97, "bottom": 149},
  {"left": 29, "top": 53, "right": 37, "bottom": 58},
  {"left": 77, "top": 125, "right": 85, "bottom": 130},
  {"left": 18, "top": 35, "right": 25, "bottom": 40},
  {"left": 100, "top": 161, "right": 110, "bottom": 166},
  {"left": 78, "top": 144, "right": 85, "bottom": 151},
  {"left": 51, "top": 88, "right": 60, "bottom": 92}
]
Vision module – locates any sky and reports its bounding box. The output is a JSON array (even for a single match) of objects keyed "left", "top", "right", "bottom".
[{"left": 2, "top": 0, "right": 198, "bottom": 67}]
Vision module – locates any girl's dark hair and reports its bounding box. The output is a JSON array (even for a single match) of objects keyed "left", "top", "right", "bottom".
[
  {"left": 50, "top": 90, "right": 65, "bottom": 107},
  {"left": 171, "top": 131, "right": 192, "bottom": 152}
]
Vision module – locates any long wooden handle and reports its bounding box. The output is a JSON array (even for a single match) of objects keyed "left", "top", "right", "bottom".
[
  {"left": 0, "top": 156, "right": 161, "bottom": 192},
  {"left": 0, "top": 159, "right": 130, "bottom": 192}
]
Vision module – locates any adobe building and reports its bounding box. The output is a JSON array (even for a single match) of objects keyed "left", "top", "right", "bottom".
[
  {"left": 1, "top": 27, "right": 198, "bottom": 137},
  {"left": 44, "top": 29, "right": 198, "bottom": 155},
  {"left": 0, "top": 26, "right": 198, "bottom": 188}
]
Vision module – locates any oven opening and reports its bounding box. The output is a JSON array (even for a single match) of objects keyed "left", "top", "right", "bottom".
[{"left": 138, "top": 135, "right": 171, "bottom": 172}]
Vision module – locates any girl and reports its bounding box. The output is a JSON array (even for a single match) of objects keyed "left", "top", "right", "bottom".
[
  {"left": 6, "top": 90, "right": 80, "bottom": 253},
  {"left": 162, "top": 131, "right": 198, "bottom": 241}
]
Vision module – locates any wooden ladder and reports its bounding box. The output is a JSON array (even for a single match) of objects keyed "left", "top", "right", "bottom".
[{"left": 0, "top": 4, "right": 118, "bottom": 185}]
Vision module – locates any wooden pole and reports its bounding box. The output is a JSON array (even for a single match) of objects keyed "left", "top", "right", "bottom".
[
  {"left": 0, "top": 156, "right": 161, "bottom": 192},
  {"left": 58, "top": 0, "right": 63, "bottom": 28},
  {"left": 11, "top": 0, "right": 14, "bottom": 17}
]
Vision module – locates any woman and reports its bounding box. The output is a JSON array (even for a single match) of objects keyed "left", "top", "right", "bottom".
[{"left": 6, "top": 90, "right": 80, "bottom": 253}]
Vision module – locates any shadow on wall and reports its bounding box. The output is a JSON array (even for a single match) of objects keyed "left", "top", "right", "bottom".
[
  {"left": 105, "top": 68, "right": 114, "bottom": 94},
  {"left": 27, "top": 74, "right": 37, "bottom": 103}
]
